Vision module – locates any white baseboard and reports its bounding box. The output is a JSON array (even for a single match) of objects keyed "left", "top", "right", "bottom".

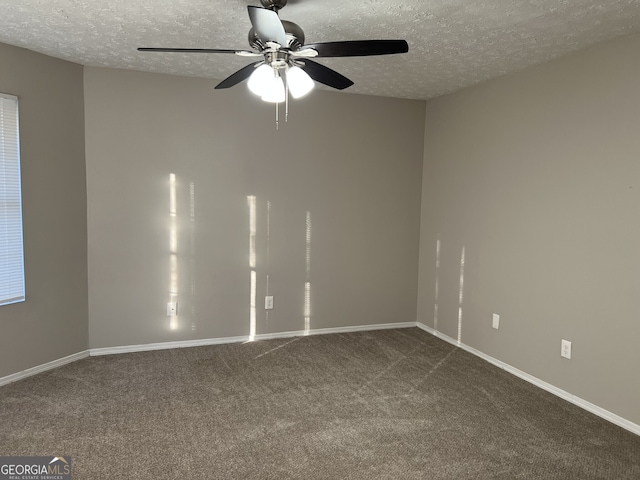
[
  {"left": 0, "top": 350, "right": 90, "bottom": 387},
  {"left": 252, "top": 321, "right": 416, "bottom": 341},
  {"left": 415, "top": 322, "right": 640, "bottom": 436},
  {"left": 89, "top": 335, "right": 250, "bottom": 356},
  {"left": 89, "top": 322, "right": 415, "bottom": 356}
]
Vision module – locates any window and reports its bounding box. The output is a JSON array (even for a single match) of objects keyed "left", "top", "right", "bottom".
[{"left": 0, "top": 93, "right": 25, "bottom": 306}]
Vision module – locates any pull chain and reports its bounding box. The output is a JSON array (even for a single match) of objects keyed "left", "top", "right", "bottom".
[{"left": 285, "top": 72, "right": 289, "bottom": 123}]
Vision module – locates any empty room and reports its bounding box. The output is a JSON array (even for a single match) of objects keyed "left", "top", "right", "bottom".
[{"left": 1, "top": 0, "right": 639, "bottom": 478}]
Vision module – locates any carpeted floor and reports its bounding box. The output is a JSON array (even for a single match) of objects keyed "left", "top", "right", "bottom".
[{"left": 0, "top": 328, "right": 638, "bottom": 479}]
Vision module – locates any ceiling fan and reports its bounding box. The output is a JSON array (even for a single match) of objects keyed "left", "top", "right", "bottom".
[{"left": 138, "top": 0, "right": 409, "bottom": 105}]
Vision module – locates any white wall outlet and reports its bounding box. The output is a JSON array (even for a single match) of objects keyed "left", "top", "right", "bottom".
[
  {"left": 167, "top": 302, "right": 177, "bottom": 317},
  {"left": 265, "top": 296, "right": 274, "bottom": 310},
  {"left": 561, "top": 339, "right": 572, "bottom": 359},
  {"left": 492, "top": 313, "right": 500, "bottom": 330}
]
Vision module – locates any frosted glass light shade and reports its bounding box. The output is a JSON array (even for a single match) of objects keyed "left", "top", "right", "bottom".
[
  {"left": 247, "top": 64, "right": 274, "bottom": 96},
  {"left": 287, "top": 66, "right": 314, "bottom": 98},
  {"left": 261, "top": 75, "right": 286, "bottom": 103}
]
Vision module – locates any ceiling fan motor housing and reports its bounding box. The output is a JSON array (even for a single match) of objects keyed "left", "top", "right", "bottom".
[{"left": 248, "top": 20, "right": 305, "bottom": 50}]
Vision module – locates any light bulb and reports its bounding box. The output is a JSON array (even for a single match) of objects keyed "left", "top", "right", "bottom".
[
  {"left": 247, "top": 64, "right": 274, "bottom": 97},
  {"left": 261, "top": 75, "right": 285, "bottom": 103},
  {"left": 286, "top": 66, "right": 314, "bottom": 99}
]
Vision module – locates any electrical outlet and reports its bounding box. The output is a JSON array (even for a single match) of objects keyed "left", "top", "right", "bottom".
[
  {"left": 492, "top": 313, "right": 500, "bottom": 330},
  {"left": 167, "top": 302, "right": 177, "bottom": 317},
  {"left": 265, "top": 296, "right": 274, "bottom": 310},
  {"left": 561, "top": 339, "right": 572, "bottom": 359}
]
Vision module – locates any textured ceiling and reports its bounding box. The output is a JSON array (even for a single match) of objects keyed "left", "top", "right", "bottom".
[{"left": 0, "top": 0, "right": 639, "bottom": 100}]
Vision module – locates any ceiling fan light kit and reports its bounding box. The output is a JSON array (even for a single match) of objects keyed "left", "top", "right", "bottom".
[
  {"left": 246, "top": 50, "right": 314, "bottom": 103},
  {"left": 139, "top": 0, "right": 408, "bottom": 126}
]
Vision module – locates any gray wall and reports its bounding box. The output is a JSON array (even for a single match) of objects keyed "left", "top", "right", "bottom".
[
  {"left": 0, "top": 43, "right": 88, "bottom": 377},
  {"left": 84, "top": 67, "right": 425, "bottom": 348},
  {"left": 417, "top": 34, "right": 640, "bottom": 425}
]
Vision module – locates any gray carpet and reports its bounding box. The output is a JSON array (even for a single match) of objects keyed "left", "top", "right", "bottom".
[{"left": 0, "top": 328, "right": 638, "bottom": 479}]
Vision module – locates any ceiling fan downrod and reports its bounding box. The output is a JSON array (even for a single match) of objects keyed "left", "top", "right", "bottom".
[{"left": 260, "top": 0, "right": 287, "bottom": 12}]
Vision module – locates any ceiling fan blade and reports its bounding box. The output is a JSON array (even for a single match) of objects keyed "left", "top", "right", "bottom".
[
  {"left": 300, "top": 60, "right": 354, "bottom": 90},
  {"left": 299, "top": 40, "right": 408, "bottom": 57},
  {"left": 138, "top": 47, "right": 255, "bottom": 54},
  {"left": 215, "top": 62, "right": 262, "bottom": 89},
  {"left": 247, "top": 6, "right": 287, "bottom": 46}
]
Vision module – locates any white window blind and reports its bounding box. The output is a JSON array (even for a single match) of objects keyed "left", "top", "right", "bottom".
[{"left": 0, "top": 93, "right": 25, "bottom": 306}]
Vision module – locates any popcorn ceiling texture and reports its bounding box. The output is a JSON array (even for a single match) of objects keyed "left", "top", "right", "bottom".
[{"left": 0, "top": 0, "right": 638, "bottom": 100}]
